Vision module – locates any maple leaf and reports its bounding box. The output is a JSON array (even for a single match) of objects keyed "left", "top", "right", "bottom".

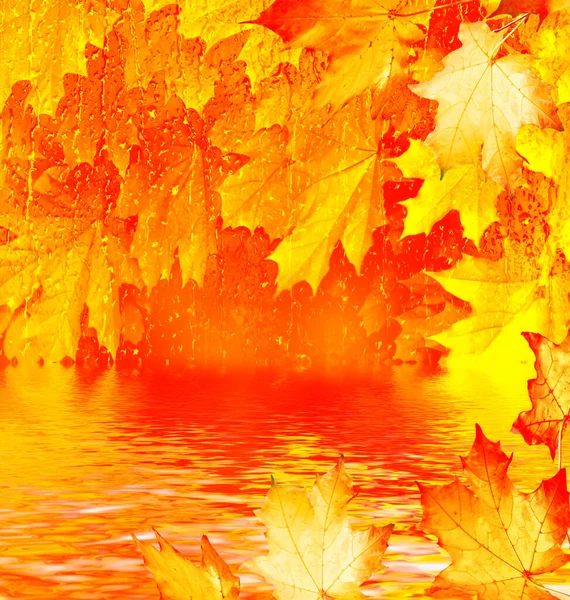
[
  {"left": 252, "top": 0, "right": 434, "bottom": 110},
  {"left": 532, "top": 9, "right": 570, "bottom": 107},
  {"left": 359, "top": 272, "right": 469, "bottom": 360},
  {"left": 0, "top": 0, "right": 121, "bottom": 115},
  {"left": 392, "top": 139, "right": 501, "bottom": 243},
  {"left": 0, "top": 153, "right": 140, "bottom": 362},
  {"left": 133, "top": 528, "right": 240, "bottom": 600},
  {"left": 411, "top": 21, "right": 559, "bottom": 188},
  {"left": 513, "top": 331, "right": 570, "bottom": 460},
  {"left": 420, "top": 425, "right": 570, "bottom": 599},
  {"left": 428, "top": 241, "right": 570, "bottom": 356},
  {"left": 142, "top": 0, "right": 302, "bottom": 90},
  {"left": 245, "top": 457, "right": 394, "bottom": 600},
  {"left": 117, "top": 93, "right": 234, "bottom": 289},
  {"left": 218, "top": 125, "right": 308, "bottom": 238},
  {"left": 516, "top": 118, "right": 570, "bottom": 261},
  {"left": 394, "top": 273, "right": 470, "bottom": 360},
  {"left": 0, "top": 214, "right": 133, "bottom": 362},
  {"left": 267, "top": 92, "right": 401, "bottom": 292}
]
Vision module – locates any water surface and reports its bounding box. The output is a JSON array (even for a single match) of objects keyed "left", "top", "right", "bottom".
[{"left": 1, "top": 361, "right": 569, "bottom": 599}]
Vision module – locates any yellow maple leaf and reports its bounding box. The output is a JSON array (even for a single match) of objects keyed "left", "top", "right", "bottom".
[
  {"left": 420, "top": 425, "right": 570, "bottom": 599},
  {"left": 0, "top": 0, "right": 120, "bottom": 114},
  {"left": 411, "top": 21, "right": 559, "bottom": 188},
  {"left": 268, "top": 92, "right": 400, "bottom": 293},
  {"left": 532, "top": 9, "right": 570, "bottom": 106},
  {"left": 392, "top": 139, "right": 501, "bottom": 243},
  {"left": 219, "top": 125, "right": 308, "bottom": 238},
  {"left": 245, "top": 457, "right": 394, "bottom": 600},
  {"left": 133, "top": 529, "right": 240, "bottom": 600},
  {"left": 0, "top": 214, "right": 136, "bottom": 362},
  {"left": 428, "top": 242, "right": 570, "bottom": 356}
]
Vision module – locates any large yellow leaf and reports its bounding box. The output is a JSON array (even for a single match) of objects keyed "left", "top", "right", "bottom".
[
  {"left": 267, "top": 93, "right": 399, "bottom": 292},
  {"left": 420, "top": 425, "right": 570, "bottom": 599},
  {"left": 246, "top": 457, "right": 394, "bottom": 600},
  {"left": 392, "top": 139, "right": 501, "bottom": 242},
  {"left": 428, "top": 242, "right": 570, "bottom": 356},
  {"left": 411, "top": 21, "right": 559, "bottom": 188},
  {"left": 133, "top": 529, "right": 240, "bottom": 600}
]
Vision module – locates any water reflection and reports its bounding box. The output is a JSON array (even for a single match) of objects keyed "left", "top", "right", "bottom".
[{"left": 0, "top": 363, "right": 568, "bottom": 599}]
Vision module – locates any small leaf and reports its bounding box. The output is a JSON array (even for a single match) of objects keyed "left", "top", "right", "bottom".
[{"left": 133, "top": 529, "right": 240, "bottom": 600}]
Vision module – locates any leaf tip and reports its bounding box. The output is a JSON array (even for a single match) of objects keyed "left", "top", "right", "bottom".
[{"left": 474, "top": 423, "right": 484, "bottom": 440}]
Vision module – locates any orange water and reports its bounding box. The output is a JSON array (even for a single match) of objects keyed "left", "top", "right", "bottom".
[{"left": 1, "top": 361, "right": 570, "bottom": 599}]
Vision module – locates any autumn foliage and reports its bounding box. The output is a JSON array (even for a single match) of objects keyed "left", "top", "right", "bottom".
[{"left": 3, "top": 0, "right": 570, "bottom": 369}]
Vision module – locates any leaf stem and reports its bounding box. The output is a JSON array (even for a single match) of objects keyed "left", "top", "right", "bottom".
[
  {"left": 492, "top": 12, "right": 530, "bottom": 33},
  {"left": 489, "top": 13, "right": 530, "bottom": 57}
]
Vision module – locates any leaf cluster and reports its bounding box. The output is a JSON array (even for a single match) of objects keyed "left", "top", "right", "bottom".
[{"left": 1, "top": 0, "right": 570, "bottom": 367}]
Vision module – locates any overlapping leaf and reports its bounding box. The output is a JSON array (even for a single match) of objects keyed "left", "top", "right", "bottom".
[
  {"left": 253, "top": 0, "right": 434, "bottom": 110},
  {"left": 392, "top": 139, "right": 501, "bottom": 242},
  {"left": 267, "top": 92, "right": 401, "bottom": 292},
  {"left": 513, "top": 331, "right": 570, "bottom": 459},
  {"left": 420, "top": 425, "right": 570, "bottom": 599},
  {"left": 0, "top": 159, "right": 140, "bottom": 362},
  {"left": 427, "top": 241, "right": 570, "bottom": 356},
  {"left": 0, "top": 0, "right": 121, "bottom": 114},
  {"left": 411, "top": 21, "right": 559, "bottom": 188}
]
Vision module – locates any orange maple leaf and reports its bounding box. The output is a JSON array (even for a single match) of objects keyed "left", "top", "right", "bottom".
[
  {"left": 0, "top": 0, "right": 122, "bottom": 114},
  {"left": 117, "top": 92, "right": 238, "bottom": 289},
  {"left": 252, "top": 0, "right": 434, "bottom": 110},
  {"left": 420, "top": 425, "right": 570, "bottom": 599},
  {"left": 513, "top": 331, "right": 570, "bottom": 460}
]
